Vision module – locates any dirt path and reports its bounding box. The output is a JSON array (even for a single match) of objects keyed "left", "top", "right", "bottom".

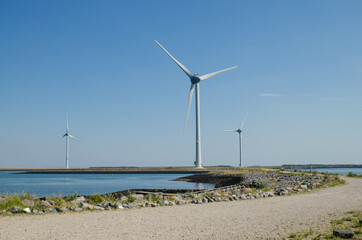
[{"left": 0, "top": 177, "right": 361, "bottom": 240}]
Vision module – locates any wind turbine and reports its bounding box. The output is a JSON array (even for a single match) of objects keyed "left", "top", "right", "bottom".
[
  {"left": 224, "top": 113, "right": 248, "bottom": 168},
  {"left": 56, "top": 113, "right": 80, "bottom": 168},
  {"left": 155, "top": 40, "right": 237, "bottom": 168}
]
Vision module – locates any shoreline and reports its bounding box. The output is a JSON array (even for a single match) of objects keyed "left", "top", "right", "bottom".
[
  {"left": 1, "top": 170, "right": 345, "bottom": 216},
  {"left": 0, "top": 177, "right": 360, "bottom": 239}
]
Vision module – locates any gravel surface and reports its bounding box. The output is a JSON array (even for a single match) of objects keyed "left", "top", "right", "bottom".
[{"left": 0, "top": 177, "right": 361, "bottom": 240}]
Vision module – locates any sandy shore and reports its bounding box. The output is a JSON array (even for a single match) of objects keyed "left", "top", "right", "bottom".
[{"left": 0, "top": 177, "right": 361, "bottom": 240}]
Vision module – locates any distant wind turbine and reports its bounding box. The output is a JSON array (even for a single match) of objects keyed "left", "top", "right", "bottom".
[
  {"left": 155, "top": 40, "right": 237, "bottom": 168},
  {"left": 56, "top": 113, "right": 80, "bottom": 168},
  {"left": 224, "top": 113, "right": 248, "bottom": 167}
]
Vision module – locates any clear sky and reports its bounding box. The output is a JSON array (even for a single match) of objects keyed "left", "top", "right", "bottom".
[{"left": 0, "top": 0, "right": 361, "bottom": 168}]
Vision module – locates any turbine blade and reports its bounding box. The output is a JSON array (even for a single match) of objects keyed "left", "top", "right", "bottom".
[
  {"left": 199, "top": 66, "right": 238, "bottom": 80},
  {"left": 155, "top": 40, "right": 193, "bottom": 78},
  {"left": 66, "top": 113, "right": 69, "bottom": 132},
  {"left": 69, "top": 135, "right": 81, "bottom": 142},
  {"left": 239, "top": 112, "right": 248, "bottom": 130},
  {"left": 241, "top": 134, "right": 246, "bottom": 144},
  {"left": 184, "top": 83, "right": 195, "bottom": 133},
  {"left": 55, "top": 135, "right": 66, "bottom": 143},
  {"left": 223, "top": 130, "right": 238, "bottom": 132}
]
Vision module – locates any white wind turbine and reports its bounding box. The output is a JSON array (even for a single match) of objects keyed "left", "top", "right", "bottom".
[
  {"left": 56, "top": 113, "right": 80, "bottom": 168},
  {"left": 224, "top": 113, "right": 248, "bottom": 167},
  {"left": 155, "top": 40, "right": 237, "bottom": 168}
]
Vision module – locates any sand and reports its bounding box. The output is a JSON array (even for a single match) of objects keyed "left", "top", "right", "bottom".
[{"left": 0, "top": 177, "right": 361, "bottom": 240}]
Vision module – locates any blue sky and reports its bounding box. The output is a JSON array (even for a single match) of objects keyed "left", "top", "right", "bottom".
[{"left": 0, "top": 0, "right": 361, "bottom": 167}]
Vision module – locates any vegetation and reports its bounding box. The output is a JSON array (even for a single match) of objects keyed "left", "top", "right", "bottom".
[
  {"left": 88, "top": 194, "right": 104, "bottom": 205},
  {"left": 347, "top": 172, "right": 362, "bottom": 178},
  {"left": 0, "top": 169, "right": 350, "bottom": 215},
  {"left": 285, "top": 211, "right": 361, "bottom": 240},
  {"left": 64, "top": 192, "right": 78, "bottom": 201}
]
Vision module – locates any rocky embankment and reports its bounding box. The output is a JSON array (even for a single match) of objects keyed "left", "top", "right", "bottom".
[
  {"left": 0, "top": 171, "right": 343, "bottom": 216},
  {"left": 174, "top": 171, "right": 334, "bottom": 195}
]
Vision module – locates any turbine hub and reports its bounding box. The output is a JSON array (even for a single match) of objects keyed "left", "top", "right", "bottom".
[
  {"left": 237, "top": 129, "right": 242, "bottom": 133},
  {"left": 191, "top": 74, "right": 201, "bottom": 84}
]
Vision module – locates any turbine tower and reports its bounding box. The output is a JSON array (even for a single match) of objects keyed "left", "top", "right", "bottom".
[
  {"left": 155, "top": 40, "right": 237, "bottom": 168},
  {"left": 224, "top": 113, "right": 248, "bottom": 167},
  {"left": 56, "top": 113, "right": 80, "bottom": 168}
]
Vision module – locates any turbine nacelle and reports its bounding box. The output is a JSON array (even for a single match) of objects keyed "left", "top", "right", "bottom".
[
  {"left": 237, "top": 129, "right": 242, "bottom": 133},
  {"left": 190, "top": 74, "right": 201, "bottom": 84}
]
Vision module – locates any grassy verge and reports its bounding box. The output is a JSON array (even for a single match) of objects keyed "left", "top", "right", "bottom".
[
  {"left": 346, "top": 172, "right": 362, "bottom": 178},
  {"left": 285, "top": 211, "right": 361, "bottom": 240}
]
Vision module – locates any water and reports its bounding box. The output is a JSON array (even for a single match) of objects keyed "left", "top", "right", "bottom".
[
  {"left": 0, "top": 172, "right": 214, "bottom": 196},
  {"left": 289, "top": 167, "right": 362, "bottom": 175},
  {"left": 311, "top": 168, "right": 362, "bottom": 175}
]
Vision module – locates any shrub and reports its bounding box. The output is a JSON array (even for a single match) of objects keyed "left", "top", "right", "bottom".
[
  {"left": 88, "top": 194, "right": 104, "bottom": 205},
  {"left": 128, "top": 195, "right": 136, "bottom": 203},
  {"left": 64, "top": 192, "right": 78, "bottom": 201}
]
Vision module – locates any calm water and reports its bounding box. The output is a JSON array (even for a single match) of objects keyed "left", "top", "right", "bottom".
[
  {"left": 0, "top": 172, "right": 214, "bottom": 196},
  {"left": 291, "top": 167, "right": 362, "bottom": 175},
  {"left": 311, "top": 167, "right": 362, "bottom": 175}
]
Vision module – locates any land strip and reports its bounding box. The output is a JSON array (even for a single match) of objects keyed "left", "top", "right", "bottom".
[{"left": 0, "top": 177, "right": 360, "bottom": 240}]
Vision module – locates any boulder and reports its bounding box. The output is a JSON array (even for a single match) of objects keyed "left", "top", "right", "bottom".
[
  {"left": 169, "top": 201, "right": 175, "bottom": 206},
  {"left": 21, "top": 199, "right": 34, "bottom": 207},
  {"left": 300, "top": 185, "right": 308, "bottom": 191},
  {"left": 359, "top": 219, "right": 362, "bottom": 225},
  {"left": 10, "top": 206, "right": 21, "bottom": 213},
  {"left": 73, "top": 196, "right": 86, "bottom": 203},
  {"left": 175, "top": 199, "right": 186, "bottom": 205},
  {"left": 106, "top": 206, "right": 112, "bottom": 211},
  {"left": 102, "top": 201, "right": 111, "bottom": 208},
  {"left": 333, "top": 229, "right": 354, "bottom": 239},
  {"left": 0, "top": 197, "right": 7, "bottom": 205},
  {"left": 240, "top": 194, "right": 247, "bottom": 200},
  {"left": 61, "top": 207, "right": 69, "bottom": 212},
  {"left": 49, "top": 208, "right": 57, "bottom": 213},
  {"left": 80, "top": 202, "right": 90, "bottom": 208},
  {"left": 32, "top": 209, "right": 39, "bottom": 213},
  {"left": 130, "top": 194, "right": 144, "bottom": 201},
  {"left": 40, "top": 200, "right": 51, "bottom": 207},
  {"left": 74, "top": 207, "right": 83, "bottom": 212},
  {"left": 93, "top": 206, "right": 104, "bottom": 210},
  {"left": 115, "top": 202, "right": 124, "bottom": 209},
  {"left": 151, "top": 203, "right": 157, "bottom": 207},
  {"left": 163, "top": 200, "right": 169, "bottom": 205},
  {"left": 211, "top": 191, "right": 221, "bottom": 197},
  {"left": 122, "top": 204, "right": 132, "bottom": 209},
  {"left": 23, "top": 208, "right": 31, "bottom": 213},
  {"left": 120, "top": 196, "right": 129, "bottom": 202}
]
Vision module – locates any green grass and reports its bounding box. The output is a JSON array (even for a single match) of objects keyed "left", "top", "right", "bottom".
[
  {"left": 64, "top": 192, "right": 78, "bottom": 201},
  {"left": 286, "top": 211, "right": 361, "bottom": 239},
  {"left": 347, "top": 172, "right": 362, "bottom": 178}
]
